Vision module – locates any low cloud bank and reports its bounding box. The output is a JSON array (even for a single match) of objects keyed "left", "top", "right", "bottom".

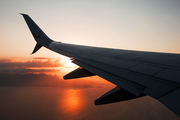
[
  {"left": 0, "top": 57, "right": 109, "bottom": 88},
  {"left": 0, "top": 58, "right": 61, "bottom": 74}
]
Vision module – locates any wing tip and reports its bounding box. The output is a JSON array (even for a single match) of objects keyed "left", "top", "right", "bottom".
[{"left": 19, "top": 13, "right": 28, "bottom": 16}]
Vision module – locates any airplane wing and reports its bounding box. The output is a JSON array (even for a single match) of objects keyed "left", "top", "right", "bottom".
[{"left": 20, "top": 14, "right": 180, "bottom": 117}]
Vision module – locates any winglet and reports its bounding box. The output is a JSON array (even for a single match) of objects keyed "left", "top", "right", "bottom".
[{"left": 20, "top": 13, "right": 53, "bottom": 48}]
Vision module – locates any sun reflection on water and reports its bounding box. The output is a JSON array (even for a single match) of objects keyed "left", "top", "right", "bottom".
[
  {"left": 58, "top": 89, "right": 85, "bottom": 116},
  {"left": 65, "top": 89, "right": 81, "bottom": 112}
]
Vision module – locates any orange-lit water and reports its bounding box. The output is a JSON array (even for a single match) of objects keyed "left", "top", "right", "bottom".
[
  {"left": 58, "top": 89, "right": 85, "bottom": 116},
  {"left": 0, "top": 87, "right": 179, "bottom": 120}
]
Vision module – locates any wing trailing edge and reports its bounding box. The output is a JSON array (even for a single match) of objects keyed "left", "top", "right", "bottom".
[{"left": 95, "top": 86, "right": 146, "bottom": 105}]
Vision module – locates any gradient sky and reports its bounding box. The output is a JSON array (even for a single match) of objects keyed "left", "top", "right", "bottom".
[
  {"left": 1, "top": 1, "right": 180, "bottom": 118},
  {"left": 1, "top": 0, "right": 180, "bottom": 59}
]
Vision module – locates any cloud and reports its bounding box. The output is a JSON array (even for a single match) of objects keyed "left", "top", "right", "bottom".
[
  {"left": 33, "top": 57, "right": 52, "bottom": 60},
  {"left": 0, "top": 59, "right": 12, "bottom": 63},
  {"left": 0, "top": 57, "right": 111, "bottom": 88},
  {"left": 0, "top": 58, "right": 62, "bottom": 74},
  {"left": 0, "top": 58, "right": 62, "bottom": 68}
]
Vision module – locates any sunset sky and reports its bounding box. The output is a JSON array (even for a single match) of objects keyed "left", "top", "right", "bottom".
[
  {"left": 1, "top": 1, "right": 180, "bottom": 119},
  {"left": 0, "top": 0, "right": 180, "bottom": 80}
]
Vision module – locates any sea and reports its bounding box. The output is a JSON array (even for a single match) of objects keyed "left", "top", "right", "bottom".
[{"left": 0, "top": 87, "right": 179, "bottom": 120}]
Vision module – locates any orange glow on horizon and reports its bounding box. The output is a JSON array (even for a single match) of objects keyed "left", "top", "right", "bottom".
[{"left": 0, "top": 57, "right": 115, "bottom": 86}]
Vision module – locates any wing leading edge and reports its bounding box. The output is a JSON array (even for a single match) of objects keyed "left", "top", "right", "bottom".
[{"left": 21, "top": 14, "right": 180, "bottom": 117}]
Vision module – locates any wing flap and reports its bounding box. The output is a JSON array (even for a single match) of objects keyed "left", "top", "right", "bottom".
[
  {"left": 159, "top": 88, "right": 180, "bottom": 117},
  {"left": 143, "top": 82, "right": 178, "bottom": 99},
  {"left": 94, "top": 86, "right": 146, "bottom": 105},
  {"left": 155, "top": 69, "right": 180, "bottom": 83},
  {"left": 129, "top": 64, "right": 164, "bottom": 75}
]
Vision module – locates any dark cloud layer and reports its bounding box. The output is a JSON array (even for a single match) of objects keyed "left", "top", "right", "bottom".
[{"left": 0, "top": 73, "right": 104, "bottom": 88}]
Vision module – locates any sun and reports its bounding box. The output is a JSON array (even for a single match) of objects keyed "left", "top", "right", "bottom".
[{"left": 63, "top": 57, "right": 78, "bottom": 68}]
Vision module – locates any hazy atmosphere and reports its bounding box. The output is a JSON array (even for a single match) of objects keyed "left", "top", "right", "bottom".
[
  {"left": 0, "top": 0, "right": 180, "bottom": 120},
  {"left": 1, "top": 0, "right": 180, "bottom": 58}
]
